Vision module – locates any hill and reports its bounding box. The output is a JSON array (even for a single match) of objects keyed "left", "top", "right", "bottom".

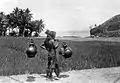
[{"left": 90, "top": 14, "right": 120, "bottom": 37}]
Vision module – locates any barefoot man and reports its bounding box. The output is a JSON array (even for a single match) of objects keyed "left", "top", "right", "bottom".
[{"left": 41, "top": 30, "right": 60, "bottom": 79}]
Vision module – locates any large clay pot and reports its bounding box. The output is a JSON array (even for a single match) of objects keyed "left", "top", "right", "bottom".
[
  {"left": 26, "top": 46, "right": 37, "bottom": 58},
  {"left": 59, "top": 47, "right": 72, "bottom": 59}
]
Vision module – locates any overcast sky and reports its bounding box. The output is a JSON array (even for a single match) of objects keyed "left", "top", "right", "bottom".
[{"left": 0, "top": 0, "right": 120, "bottom": 36}]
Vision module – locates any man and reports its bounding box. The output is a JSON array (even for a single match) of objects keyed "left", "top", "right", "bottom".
[{"left": 41, "top": 30, "right": 60, "bottom": 79}]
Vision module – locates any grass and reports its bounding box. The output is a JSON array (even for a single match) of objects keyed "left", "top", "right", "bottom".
[{"left": 0, "top": 37, "right": 120, "bottom": 76}]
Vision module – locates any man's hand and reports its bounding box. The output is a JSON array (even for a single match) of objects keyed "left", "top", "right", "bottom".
[
  {"left": 40, "top": 45, "right": 46, "bottom": 50},
  {"left": 55, "top": 39, "right": 60, "bottom": 42}
]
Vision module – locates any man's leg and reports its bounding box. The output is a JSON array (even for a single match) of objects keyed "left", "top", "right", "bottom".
[
  {"left": 46, "top": 56, "right": 51, "bottom": 77},
  {"left": 54, "top": 64, "right": 60, "bottom": 77},
  {"left": 47, "top": 56, "right": 55, "bottom": 78},
  {"left": 49, "top": 56, "right": 55, "bottom": 78},
  {"left": 52, "top": 56, "right": 60, "bottom": 77}
]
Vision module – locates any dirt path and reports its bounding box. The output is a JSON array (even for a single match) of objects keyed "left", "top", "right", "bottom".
[{"left": 0, "top": 67, "right": 120, "bottom": 83}]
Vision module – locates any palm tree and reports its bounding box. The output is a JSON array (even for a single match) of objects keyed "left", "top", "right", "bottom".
[
  {"left": 7, "top": 7, "right": 33, "bottom": 37},
  {"left": 0, "top": 12, "right": 8, "bottom": 36},
  {"left": 30, "top": 19, "right": 45, "bottom": 36}
]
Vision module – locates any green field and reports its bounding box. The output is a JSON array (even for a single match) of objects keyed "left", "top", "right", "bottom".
[{"left": 0, "top": 37, "right": 120, "bottom": 76}]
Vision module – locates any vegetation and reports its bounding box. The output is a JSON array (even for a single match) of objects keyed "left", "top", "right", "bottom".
[
  {"left": 0, "top": 37, "right": 120, "bottom": 75},
  {"left": 0, "top": 7, "right": 45, "bottom": 37},
  {"left": 90, "top": 14, "right": 120, "bottom": 37}
]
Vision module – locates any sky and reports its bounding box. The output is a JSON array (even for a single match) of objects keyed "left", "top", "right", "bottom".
[{"left": 0, "top": 0, "right": 120, "bottom": 37}]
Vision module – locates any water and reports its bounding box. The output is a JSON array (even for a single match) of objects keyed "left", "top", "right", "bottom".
[
  {"left": 40, "top": 30, "right": 90, "bottom": 38},
  {"left": 56, "top": 31, "right": 90, "bottom": 37}
]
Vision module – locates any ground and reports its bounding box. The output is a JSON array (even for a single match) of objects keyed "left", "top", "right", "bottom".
[{"left": 1, "top": 67, "right": 120, "bottom": 83}]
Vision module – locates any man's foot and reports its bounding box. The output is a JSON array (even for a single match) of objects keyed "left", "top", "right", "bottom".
[
  {"left": 46, "top": 74, "right": 52, "bottom": 78},
  {"left": 46, "top": 76, "right": 54, "bottom": 81},
  {"left": 56, "top": 74, "right": 60, "bottom": 78},
  {"left": 54, "top": 76, "right": 60, "bottom": 80}
]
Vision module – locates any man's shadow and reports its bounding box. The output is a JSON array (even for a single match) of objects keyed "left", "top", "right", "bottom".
[
  {"left": 26, "top": 74, "right": 69, "bottom": 82},
  {"left": 59, "top": 74, "right": 69, "bottom": 78},
  {"left": 41, "top": 74, "right": 69, "bottom": 81},
  {"left": 26, "top": 76, "right": 36, "bottom": 82}
]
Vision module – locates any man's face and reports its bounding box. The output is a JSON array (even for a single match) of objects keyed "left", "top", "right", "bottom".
[{"left": 47, "top": 34, "right": 52, "bottom": 39}]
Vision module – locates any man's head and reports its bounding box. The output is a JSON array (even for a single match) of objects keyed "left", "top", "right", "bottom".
[
  {"left": 47, "top": 34, "right": 52, "bottom": 40},
  {"left": 45, "top": 29, "right": 56, "bottom": 39},
  {"left": 45, "top": 29, "right": 50, "bottom": 35}
]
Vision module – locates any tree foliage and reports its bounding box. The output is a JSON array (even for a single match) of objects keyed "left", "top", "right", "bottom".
[{"left": 0, "top": 7, "right": 45, "bottom": 37}]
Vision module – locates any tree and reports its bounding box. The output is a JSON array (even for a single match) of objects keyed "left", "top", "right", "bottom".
[
  {"left": 30, "top": 19, "right": 45, "bottom": 36},
  {"left": 0, "top": 12, "right": 8, "bottom": 36},
  {"left": 0, "top": 7, "right": 45, "bottom": 37},
  {"left": 7, "top": 7, "right": 33, "bottom": 37}
]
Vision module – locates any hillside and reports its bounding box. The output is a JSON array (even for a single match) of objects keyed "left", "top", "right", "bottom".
[{"left": 90, "top": 14, "right": 120, "bottom": 37}]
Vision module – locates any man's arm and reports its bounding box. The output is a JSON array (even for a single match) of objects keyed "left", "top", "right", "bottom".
[
  {"left": 50, "top": 39, "right": 59, "bottom": 49},
  {"left": 40, "top": 43, "right": 46, "bottom": 50},
  {"left": 54, "top": 41, "right": 59, "bottom": 49}
]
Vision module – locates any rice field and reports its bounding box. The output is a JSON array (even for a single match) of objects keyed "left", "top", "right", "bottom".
[{"left": 0, "top": 37, "right": 120, "bottom": 76}]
